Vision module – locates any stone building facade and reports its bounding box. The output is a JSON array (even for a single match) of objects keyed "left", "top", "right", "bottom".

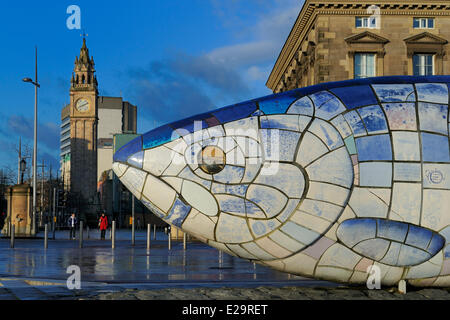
[
  {"left": 60, "top": 39, "right": 137, "bottom": 207},
  {"left": 266, "top": 0, "right": 450, "bottom": 93}
]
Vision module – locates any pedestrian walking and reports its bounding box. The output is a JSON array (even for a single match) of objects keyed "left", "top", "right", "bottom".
[
  {"left": 99, "top": 212, "right": 108, "bottom": 240},
  {"left": 68, "top": 213, "right": 77, "bottom": 240}
]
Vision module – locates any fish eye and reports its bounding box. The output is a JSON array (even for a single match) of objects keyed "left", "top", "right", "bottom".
[{"left": 198, "top": 145, "right": 226, "bottom": 175}]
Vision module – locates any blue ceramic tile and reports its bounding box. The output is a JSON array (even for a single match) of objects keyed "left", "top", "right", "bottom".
[
  {"left": 418, "top": 102, "right": 448, "bottom": 135},
  {"left": 331, "top": 85, "right": 378, "bottom": 109},
  {"left": 372, "top": 84, "right": 415, "bottom": 102},
  {"left": 213, "top": 101, "right": 257, "bottom": 123},
  {"left": 427, "top": 234, "right": 445, "bottom": 255},
  {"left": 421, "top": 133, "right": 450, "bottom": 162},
  {"left": 397, "top": 245, "right": 430, "bottom": 266},
  {"left": 259, "top": 94, "right": 297, "bottom": 115},
  {"left": 127, "top": 151, "right": 144, "bottom": 169},
  {"left": 344, "top": 110, "right": 367, "bottom": 136},
  {"left": 358, "top": 105, "right": 388, "bottom": 134},
  {"left": 355, "top": 134, "right": 392, "bottom": 161},
  {"left": 405, "top": 225, "right": 433, "bottom": 250},
  {"left": 166, "top": 198, "right": 191, "bottom": 228},
  {"left": 416, "top": 83, "right": 448, "bottom": 104},
  {"left": 142, "top": 125, "right": 179, "bottom": 150},
  {"left": 377, "top": 219, "right": 408, "bottom": 243},
  {"left": 287, "top": 96, "right": 314, "bottom": 116},
  {"left": 336, "top": 218, "right": 377, "bottom": 248},
  {"left": 310, "top": 91, "right": 346, "bottom": 120},
  {"left": 114, "top": 136, "right": 143, "bottom": 162}
]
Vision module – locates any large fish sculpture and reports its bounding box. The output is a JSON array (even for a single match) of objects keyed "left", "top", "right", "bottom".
[{"left": 113, "top": 76, "right": 450, "bottom": 287}]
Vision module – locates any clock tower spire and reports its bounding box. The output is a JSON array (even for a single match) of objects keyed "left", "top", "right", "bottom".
[{"left": 69, "top": 37, "right": 99, "bottom": 205}]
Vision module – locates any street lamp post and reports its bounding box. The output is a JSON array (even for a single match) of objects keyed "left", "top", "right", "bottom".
[{"left": 22, "top": 46, "right": 40, "bottom": 235}]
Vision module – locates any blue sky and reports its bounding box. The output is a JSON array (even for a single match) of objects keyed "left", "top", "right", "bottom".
[{"left": 0, "top": 0, "right": 302, "bottom": 177}]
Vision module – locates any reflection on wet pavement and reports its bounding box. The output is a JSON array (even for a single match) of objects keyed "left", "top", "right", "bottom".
[{"left": 0, "top": 230, "right": 332, "bottom": 289}]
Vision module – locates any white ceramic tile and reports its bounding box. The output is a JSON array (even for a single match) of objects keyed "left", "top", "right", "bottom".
[
  {"left": 307, "top": 181, "right": 350, "bottom": 207},
  {"left": 260, "top": 114, "right": 300, "bottom": 131},
  {"left": 216, "top": 194, "right": 246, "bottom": 216},
  {"left": 310, "top": 91, "right": 346, "bottom": 120},
  {"left": 213, "top": 165, "right": 245, "bottom": 184},
  {"left": 418, "top": 102, "right": 448, "bottom": 134},
  {"left": 394, "top": 162, "right": 422, "bottom": 182},
  {"left": 287, "top": 96, "right": 314, "bottom": 116},
  {"left": 348, "top": 187, "right": 389, "bottom": 218},
  {"left": 181, "top": 180, "right": 218, "bottom": 216},
  {"left": 359, "top": 162, "right": 392, "bottom": 187},
  {"left": 241, "top": 242, "right": 276, "bottom": 261},
  {"left": 226, "top": 147, "right": 245, "bottom": 166},
  {"left": 207, "top": 125, "right": 225, "bottom": 139},
  {"left": 246, "top": 184, "right": 288, "bottom": 218},
  {"left": 226, "top": 244, "right": 258, "bottom": 260},
  {"left": 421, "top": 189, "right": 450, "bottom": 231},
  {"left": 331, "top": 115, "right": 353, "bottom": 139},
  {"left": 178, "top": 166, "right": 211, "bottom": 189},
  {"left": 161, "top": 176, "right": 183, "bottom": 193},
  {"left": 406, "top": 252, "right": 443, "bottom": 279},
  {"left": 254, "top": 163, "right": 305, "bottom": 198},
  {"left": 317, "top": 243, "right": 362, "bottom": 270},
  {"left": 298, "top": 116, "right": 313, "bottom": 131},
  {"left": 224, "top": 117, "right": 259, "bottom": 140},
  {"left": 162, "top": 154, "right": 186, "bottom": 176},
  {"left": 423, "top": 163, "right": 450, "bottom": 189},
  {"left": 295, "top": 132, "right": 329, "bottom": 167},
  {"left": 305, "top": 147, "right": 353, "bottom": 188},
  {"left": 282, "top": 252, "right": 318, "bottom": 277},
  {"left": 390, "top": 182, "right": 422, "bottom": 225},
  {"left": 120, "top": 167, "right": 147, "bottom": 199},
  {"left": 241, "top": 159, "right": 263, "bottom": 183},
  {"left": 255, "top": 236, "right": 292, "bottom": 259},
  {"left": 181, "top": 209, "right": 216, "bottom": 241},
  {"left": 112, "top": 163, "right": 128, "bottom": 178},
  {"left": 249, "top": 218, "right": 281, "bottom": 238},
  {"left": 289, "top": 210, "right": 332, "bottom": 234},
  {"left": 142, "top": 174, "right": 177, "bottom": 213},
  {"left": 215, "top": 213, "right": 253, "bottom": 243},
  {"left": 276, "top": 199, "right": 300, "bottom": 223},
  {"left": 143, "top": 146, "right": 173, "bottom": 176},
  {"left": 392, "top": 131, "right": 421, "bottom": 161},
  {"left": 308, "top": 118, "right": 344, "bottom": 150},
  {"left": 280, "top": 221, "right": 321, "bottom": 246},
  {"left": 297, "top": 199, "right": 343, "bottom": 222},
  {"left": 269, "top": 230, "right": 305, "bottom": 252},
  {"left": 260, "top": 129, "right": 301, "bottom": 162}
]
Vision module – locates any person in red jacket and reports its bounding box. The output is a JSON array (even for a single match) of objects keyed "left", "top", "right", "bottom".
[{"left": 99, "top": 212, "right": 108, "bottom": 240}]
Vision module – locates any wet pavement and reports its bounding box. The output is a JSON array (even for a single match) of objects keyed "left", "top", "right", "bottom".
[{"left": 0, "top": 229, "right": 338, "bottom": 299}]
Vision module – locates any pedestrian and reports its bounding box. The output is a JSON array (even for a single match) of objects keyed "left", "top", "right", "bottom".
[
  {"left": 68, "top": 213, "right": 77, "bottom": 240},
  {"left": 99, "top": 212, "right": 108, "bottom": 240}
]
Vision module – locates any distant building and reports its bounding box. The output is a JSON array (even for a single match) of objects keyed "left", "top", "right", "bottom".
[
  {"left": 267, "top": 0, "right": 450, "bottom": 93},
  {"left": 60, "top": 38, "right": 137, "bottom": 209}
]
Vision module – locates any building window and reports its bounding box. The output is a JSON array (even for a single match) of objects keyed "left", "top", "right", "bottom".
[
  {"left": 413, "top": 18, "right": 434, "bottom": 29},
  {"left": 413, "top": 54, "right": 434, "bottom": 76},
  {"left": 354, "top": 53, "right": 376, "bottom": 79},
  {"left": 356, "top": 17, "right": 377, "bottom": 29}
]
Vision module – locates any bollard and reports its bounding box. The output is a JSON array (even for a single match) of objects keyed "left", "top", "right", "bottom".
[
  {"left": 112, "top": 221, "right": 116, "bottom": 249},
  {"left": 168, "top": 232, "right": 171, "bottom": 251},
  {"left": 147, "top": 224, "right": 151, "bottom": 251},
  {"left": 10, "top": 224, "right": 15, "bottom": 249},
  {"left": 183, "top": 232, "right": 187, "bottom": 250},
  {"left": 87, "top": 226, "right": 90, "bottom": 239},
  {"left": 79, "top": 221, "right": 83, "bottom": 248},
  {"left": 153, "top": 224, "right": 156, "bottom": 240},
  {"left": 44, "top": 224, "right": 48, "bottom": 249}
]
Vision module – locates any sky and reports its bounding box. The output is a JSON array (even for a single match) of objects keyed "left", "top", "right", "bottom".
[{"left": 0, "top": 0, "right": 303, "bottom": 178}]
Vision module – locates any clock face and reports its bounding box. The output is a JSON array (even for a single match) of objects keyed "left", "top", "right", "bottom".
[{"left": 76, "top": 99, "right": 90, "bottom": 112}]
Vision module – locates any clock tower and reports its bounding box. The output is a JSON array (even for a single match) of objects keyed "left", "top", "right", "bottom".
[{"left": 69, "top": 37, "right": 98, "bottom": 203}]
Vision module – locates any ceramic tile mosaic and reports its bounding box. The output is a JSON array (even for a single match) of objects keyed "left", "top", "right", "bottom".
[{"left": 113, "top": 76, "right": 450, "bottom": 287}]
